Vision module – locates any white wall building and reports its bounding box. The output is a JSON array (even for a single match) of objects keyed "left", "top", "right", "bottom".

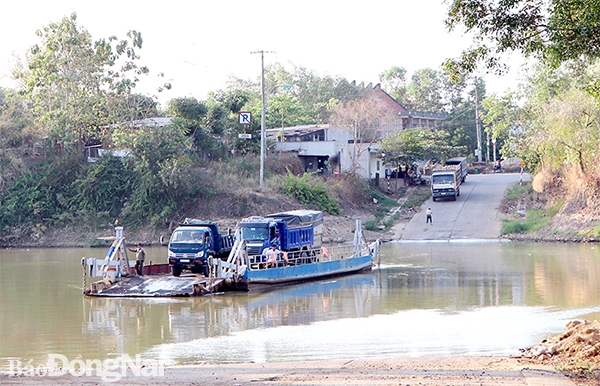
[
  {"left": 266, "top": 84, "right": 447, "bottom": 182},
  {"left": 267, "top": 124, "right": 384, "bottom": 180}
]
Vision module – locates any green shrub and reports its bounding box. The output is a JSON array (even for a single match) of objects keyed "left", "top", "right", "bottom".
[
  {"left": 525, "top": 209, "right": 552, "bottom": 231},
  {"left": 547, "top": 198, "right": 564, "bottom": 217},
  {"left": 383, "top": 213, "right": 400, "bottom": 229},
  {"left": 365, "top": 218, "right": 379, "bottom": 231},
  {"left": 501, "top": 208, "right": 552, "bottom": 234},
  {"left": 370, "top": 190, "right": 397, "bottom": 209},
  {"left": 69, "top": 155, "right": 134, "bottom": 219},
  {"left": 501, "top": 220, "right": 528, "bottom": 234},
  {"left": 505, "top": 182, "right": 532, "bottom": 202},
  {"left": 401, "top": 186, "right": 431, "bottom": 209},
  {"left": 579, "top": 223, "right": 600, "bottom": 238},
  {"left": 282, "top": 172, "right": 341, "bottom": 215}
]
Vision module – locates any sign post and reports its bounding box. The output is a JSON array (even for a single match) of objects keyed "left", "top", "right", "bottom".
[
  {"left": 238, "top": 112, "right": 252, "bottom": 153},
  {"left": 520, "top": 160, "right": 525, "bottom": 185}
]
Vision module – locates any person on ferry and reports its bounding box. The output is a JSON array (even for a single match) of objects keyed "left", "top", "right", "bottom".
[
  {"left": 265, "top": 244, "right": 288, "bottom": 268},
  {"left": 128, "top": 243, "right": 146, "bottom": 275}
]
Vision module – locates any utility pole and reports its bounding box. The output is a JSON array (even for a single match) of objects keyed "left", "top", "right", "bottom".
[
  {"left": 474, "top": 77, "right": 482, "bottom": 163},
  {"left": 251, "top": 50, "right": 274, "bottom": 191},
  {"left": 486, "top": 132, "right": 490, "bottom": 163}
]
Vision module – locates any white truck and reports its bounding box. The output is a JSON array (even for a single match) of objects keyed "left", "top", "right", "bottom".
[{"left": 431, "top": 165, "right": 462, "bottom": 201}]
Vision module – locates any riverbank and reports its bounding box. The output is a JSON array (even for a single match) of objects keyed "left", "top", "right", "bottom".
[{"left": 4, "top": 175, "right": 600, "bottom": 385}]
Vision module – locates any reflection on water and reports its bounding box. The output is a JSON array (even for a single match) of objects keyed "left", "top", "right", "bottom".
[{"left": 2, "top": 242, "right": 600, "bottom": 366}]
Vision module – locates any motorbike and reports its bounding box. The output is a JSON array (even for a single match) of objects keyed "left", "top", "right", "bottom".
[{"left": 409, "top": 173, "right": 429, "bottom": 185}]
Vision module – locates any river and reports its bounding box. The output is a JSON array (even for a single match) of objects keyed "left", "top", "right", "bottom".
[{"left": 1, "top": 240, "right": 600, "bottom": 369}]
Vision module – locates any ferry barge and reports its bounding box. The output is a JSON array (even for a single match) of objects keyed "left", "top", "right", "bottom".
[{"left": 81, "top": 221, "right": 379, "bottom": 297}]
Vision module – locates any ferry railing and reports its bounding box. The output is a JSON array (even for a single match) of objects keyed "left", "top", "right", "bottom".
[
  {"left": 224, "top": 219, "right": 377, "bottom": 271},
  {"left": 245, "top": 242, "right": 371, "bottom": 269},
  {"left": 208, "top": 232, "right": 248, "bottom": 283}
]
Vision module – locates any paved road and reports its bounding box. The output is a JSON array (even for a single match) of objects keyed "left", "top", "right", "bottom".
[{"left": 396, "top": 173, "right": 531, "bottom": 241}]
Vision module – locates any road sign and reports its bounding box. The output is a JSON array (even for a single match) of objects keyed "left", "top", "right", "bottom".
[
  {"left": 238, "top": 112, "right": 252, "bottom": 125},
  {"left": 238, "top": 133, "right": 252, "bottom": 139}
]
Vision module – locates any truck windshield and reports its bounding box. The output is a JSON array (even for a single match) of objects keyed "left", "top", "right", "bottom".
[
  {"left": 170, "top": 229, "right": 205, "bottom": 244},
  {"left": 432, "top": 175, "right": 454, "bottom": 184},
  {"left": 239, "top": 226, "right": 269, "bottom": 241}
]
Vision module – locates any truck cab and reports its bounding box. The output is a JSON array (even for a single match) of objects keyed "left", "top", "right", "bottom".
[
  {"left": 431, "top": 166, "right": 461, "bottom": 201},
  {"left": 237, "top": 217, "right": 279, "bottom": 256},
  {"left": 168, "top": 220, "right": 234, "bottom": 277},
  {"left": 237, "top": 210, "right": 322, "bottom": 257}
]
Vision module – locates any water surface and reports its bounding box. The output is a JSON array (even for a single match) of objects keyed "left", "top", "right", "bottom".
[{"left": 1, "top": 241, "right": 600, "bottom": 367}]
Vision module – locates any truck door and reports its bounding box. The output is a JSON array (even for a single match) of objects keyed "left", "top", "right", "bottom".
[
  {"left": 270, "top": 225, "right": 279, "bottom": 245},
  {"left": 204, "top": 232, "right": 212, "bottom": 251}
]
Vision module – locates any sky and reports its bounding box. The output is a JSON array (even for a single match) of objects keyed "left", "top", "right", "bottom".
[{"left": 1, "top": 0, "right": 526, "bottom": 107}]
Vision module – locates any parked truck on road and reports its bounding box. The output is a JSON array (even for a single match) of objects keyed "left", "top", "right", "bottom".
[
  {"left": 431, "top": 164, "right": 463, "bottom": 201},
  {"left": 168, "top": 219, "right": 234, "bottom": 277},
  {"left": 445, "top": 157, "right": 468, "bottom": 183}
]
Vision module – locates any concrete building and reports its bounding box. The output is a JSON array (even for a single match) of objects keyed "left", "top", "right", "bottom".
[{"left": 267, "top": 85, "right": 448, "bottom": 181}]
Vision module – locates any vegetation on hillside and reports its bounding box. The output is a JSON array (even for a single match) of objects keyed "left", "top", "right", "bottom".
[
  {"left": 4, "top": 4, "right": 600, "bottom": 244},
  {"left": 0, "top": 13, "right": 484, "bottom": 245},
  {"left": 443, "top": 0, "right": 600, "bottom": 238}
]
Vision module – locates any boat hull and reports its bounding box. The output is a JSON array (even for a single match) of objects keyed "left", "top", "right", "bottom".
[{"left": 238, "top": 253, "right": 373, "bottom": 289}]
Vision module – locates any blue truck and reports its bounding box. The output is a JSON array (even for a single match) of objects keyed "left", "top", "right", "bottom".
[
  {"left": 168, "top": 219, "right": 234, "bottom": 277},
  {"left": 236, "top": 210, "right": 323, "bottom": 257}
]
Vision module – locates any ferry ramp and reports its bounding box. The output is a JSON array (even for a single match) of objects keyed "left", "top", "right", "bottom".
[{"left": 394, "top": 173, "right": 531, "bottom": 241}]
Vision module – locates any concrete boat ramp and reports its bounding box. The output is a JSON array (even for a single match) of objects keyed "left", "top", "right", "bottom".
[{"left": 85, "top": 274, "right": 226, "bottom": 297}]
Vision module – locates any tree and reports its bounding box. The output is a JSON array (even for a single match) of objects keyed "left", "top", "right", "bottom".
[
  {"left": 122, "top": 94, "right": 159, "bottom": 122},
  {"left": 508, "top": 60, "right": 600, "bottom": 172},
  {"left": 520, "top": 90, "right": 600, "bottom": 176},
  {"left": 444, "top": 0, "right": 600, "bottom": 77},
  {"left": 329, "top": 98, "right": 397, "bottom": 173},
  {"left": 166, "top": 97, "right": 226, "bottom": 160},
  {"left": 0, "top": 89, "right": 37, "bottom": 191},
  {"left": 380, "top": 128, "right": 460, "bottom": 167},
  {"left": 481, "top": 92, "right": 521, "bottom": 159},
  {"left": 166, "top": 97, "right": 208, "bottom": 122},
  {"left": 111, "top": 123, "right": 198, "bottom": 225},
  {"left": 15, "top": 13, "right": 166, "bottom": 152},
  {"left": 267, "top": 94, "right": 310, "bottom": 129},
  {"left": 442, "top": 77, "right": 487, "bottom": 160},
  {"left": 406, "top": 68, "right": 444, "bottom": 112},
  {"left": 379, "top": 66, "right": 408, "bottom": 103}
]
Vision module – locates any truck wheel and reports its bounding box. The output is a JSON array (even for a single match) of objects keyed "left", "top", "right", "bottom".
[
  {"left": 172, "top": 265, "right": 182, "bottom": 277},
  {"left": 453, "top": 195, "right": 457, "bottom": 201},
  {"left": 432, "top": 197, "right": 436, "bottom": 202},
  {"left": 457, "top": 189, "right": 460, "bottom": 197}
]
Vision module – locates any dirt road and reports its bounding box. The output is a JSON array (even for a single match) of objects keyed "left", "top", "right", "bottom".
[{"left": 395, "top": 173, "right": 531, "bottom": 240}]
